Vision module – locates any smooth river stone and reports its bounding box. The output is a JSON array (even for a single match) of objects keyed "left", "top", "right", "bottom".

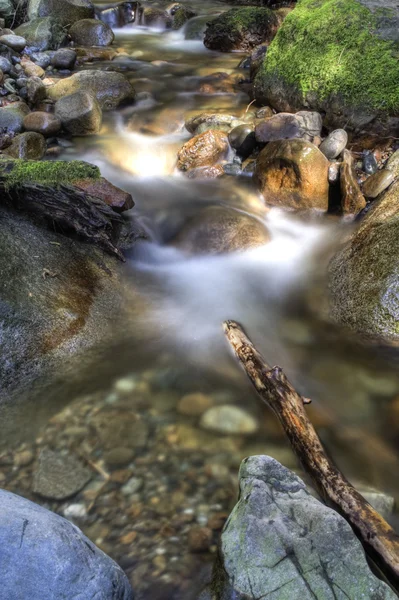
[
  {"left": 200, "top": 405, "right": 258, "bottom": 434},
  {"left": 362, "top": 169, "right": 394, "bottom": 198},
  {"left": 23, "top": 111, "right": 61, "bottom": 136},
  {"left": 319, "top": 128, "right": 348, "bottom": 159},
  {"left": 0, "top": 34, "right": 26, "bottom": 51},
  {"left": 33, "top": 449, "right": 92, "bottom": 500}
]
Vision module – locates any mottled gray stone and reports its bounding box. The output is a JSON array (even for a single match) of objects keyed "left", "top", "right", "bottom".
[
  {"left": 0, "top": 489, "right": 133, "bottom": 599},
  {"left": 319, "top": 129, "right": 348, "bottom": 159},
  {"left": 15, "top": 17, "right": 67, "bottom": 51},
  {"left": 33, "top": 449, "right": 92, "bottom": 500},
  {"left": 47, "top": 69, "right": 135, "bottom": 111},
  {"left": 213, "top": 456, "right": 395, "bottom": 600}
]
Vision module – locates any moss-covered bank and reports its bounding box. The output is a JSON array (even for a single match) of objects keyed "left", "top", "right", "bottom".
[{"left": 254, "top": 0, "right": 399, "bottom": 134}]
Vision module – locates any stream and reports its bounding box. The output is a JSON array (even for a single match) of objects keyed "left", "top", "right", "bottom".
[{"left": 2, "top": 2, "right": 399, "bottom": 598}]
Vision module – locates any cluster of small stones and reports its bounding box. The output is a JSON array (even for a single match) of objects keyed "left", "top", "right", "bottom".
[
  {"left": 2, "top": 356, "right": 398, "bottom": 598},
  {"left": 0, "top": 365, "right": 299, "bottom": 599}
]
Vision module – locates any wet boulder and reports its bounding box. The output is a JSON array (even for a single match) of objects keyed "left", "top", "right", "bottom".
[
  {"left": 96, "top": 1, "right": 141, "bottom": 29},
  {"left": 171, "top": 205, "right": 270, "bottom": 255},
  {"left": 170, "top": 5, "right": 197, "bottom": 30},
  {"left": 254, "top": 0, "right": 399, "bottom": 136},
  {"left": 177, "top": 129, "right": 229, "bottom": 172},
  {"left": 23, "top": 110, "right": 61, "bottom": 136},
  {"left": 55, "top": 90, "right": 102, "bottom": 135},
  {"left": 69, "top": 18, "right": 115, "bottom": 47},
  {"left": 142, "top": 7, "right": 172, "bottom": 28},
  {"left": 0, "top": 489, "right": 133, "bottom": 600},
  {"left": 209, "top": 456, "right": 396, "bottom": 600},
  {"left": 15, "top": 17, "right": 67, "bottom": 51},
  {"left": 46, "top": 70, "right": 136, "bottom": 111},
  {"left": 204, "top": 7, "right": 279, "bottom": 52},
  {"left": 329, "top": 178, "right": 399, "bottom": 344},
  {"left": 0, "top": 101, "right": 30, "bottom": 134},
  {"left": 51, "top": 48, "right": 77, "bottom": 70},
  {"left": 3, "top": 131, "right": 46, "bottom": 160},
  {"left": 254, "top": 138, "right": 329, "bottom": 210},
  {"left": 27, "top": 0, "right": 95, "bottom": 26}
]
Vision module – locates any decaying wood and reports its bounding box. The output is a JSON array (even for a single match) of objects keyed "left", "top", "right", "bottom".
[
  {"left": 223, "top": 319, "right": 399, "bottom": 590},
  {"left": 0, "top": 179, "right": 124, "bottom": 260}
]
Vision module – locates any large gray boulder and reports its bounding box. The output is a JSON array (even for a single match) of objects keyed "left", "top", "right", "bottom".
[
  {"left": 208, "top": 456, "right": 395, "bottom": 599},
  {"left": 0, "top": 489, "right": 133, "bottom": 599},
  {"left": 47, "top": 70, "right": 135, "bottom": 111},
  {"left": 328, "top": 178, "right": 399, "bottom": 344},
  {"left": 254, "top": 0, "right": 399, "bottom": 136},
  {"left": 15, "top": 16, "right": 66, "bottom": 51},
  {"left": 55, "top": 90, "right": 102, "bottom": 135},
  {"left": 28, "top": 0, "right": 94, "bottom": 26}
]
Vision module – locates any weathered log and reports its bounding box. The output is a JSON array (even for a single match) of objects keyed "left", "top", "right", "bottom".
[
  {"left": 0, "top": 181, "right": 124, "bottom": 260},
  {"left": 223, "top": 319, "right": 399, "bottom": 590}
]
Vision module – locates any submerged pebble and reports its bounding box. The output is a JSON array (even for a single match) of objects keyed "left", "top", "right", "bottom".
[{"left": 200, "top": 405, "right": 258, "bottom": 435}]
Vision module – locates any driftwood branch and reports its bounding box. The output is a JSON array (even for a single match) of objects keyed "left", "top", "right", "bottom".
[{"left": 223, "top": 319, "right": 399, "bottom": 590}]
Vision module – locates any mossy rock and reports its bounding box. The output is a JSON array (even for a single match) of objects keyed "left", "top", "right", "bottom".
[
  {"left": 328, "top": 178, "right": 399, "bottom": 344},
  {"left": 28, "top": 0, "right": 95, "bottom": 26},
  {"left": 15, "top": 17, "right": 67, "bottom": 51},
  {"left": 204, "top": 7, "right": 279, "bottom": 52},
  {"left": 0, "top": 158, "right": 100, "bottom": 188},
  {"left": 254, "top": 0, "right": 399, "bottom": 135}
]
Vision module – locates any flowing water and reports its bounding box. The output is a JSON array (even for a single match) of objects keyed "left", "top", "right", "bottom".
[{"left": 2, "top": 2, "right": 399, "bottom": 598}]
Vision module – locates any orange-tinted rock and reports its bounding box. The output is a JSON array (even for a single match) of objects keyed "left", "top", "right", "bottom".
[
  {"left": 340, "top": 150, "right": 366, "bottom": 215},
  {"left": 75, "top": 177, "right": 134, "bottom": 213},
  {"left": 254, "top": 138, "right": 329, "bottom": 210},
  {"left": 177, "top": 129, "right": 229, "bottom": 172}
]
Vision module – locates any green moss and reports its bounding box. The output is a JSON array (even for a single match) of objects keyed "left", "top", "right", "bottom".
[
  {"left": 0, "top": 159, "right": 100, "bottom": 189},
  {"left": 256, "top": 0, "right": 399, "bottom": 113},
  {"left": 214, "top": 7, "right": 275, "bottom": 31}
]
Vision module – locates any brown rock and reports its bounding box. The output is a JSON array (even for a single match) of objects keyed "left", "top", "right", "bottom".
[
  {"left": 3, "top": 131, "right": 46, "bottom": 160},
  {"left": 74, "top": 177, "right": 134, "bottom": 213},
  {"left": 92, "top": 410, "right": 149, "bottom": 449},
  {"left": 254, "top": 139, "right": 329, "bottom": 210},
  {"left": 104, "top": 447, "right": 134, "bottom": 468},
  {"left": 23, "top": 111, "right": 61, "bottom": 136},
  {"left": 21, "top": 58, "right": 45, "bottom": 78},
  {"left": 188, "top": 527, "right": 213, "bottom": 552},
  {"left": 177, "top": 393, "right": 213, "bottom": 416},
  {"left": 340, "top": 150, "right": 366, "bottom": 215},
  {"left": 362, "top": 169, "right": 395, "bottom": 199},
  {"left": 177, "top": 129, "right": 229, "bottom": 172}
]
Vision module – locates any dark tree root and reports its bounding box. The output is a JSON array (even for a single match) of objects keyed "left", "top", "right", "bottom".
[{"left": 0, "top": 182, "right": 125, "bottom": 260}]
